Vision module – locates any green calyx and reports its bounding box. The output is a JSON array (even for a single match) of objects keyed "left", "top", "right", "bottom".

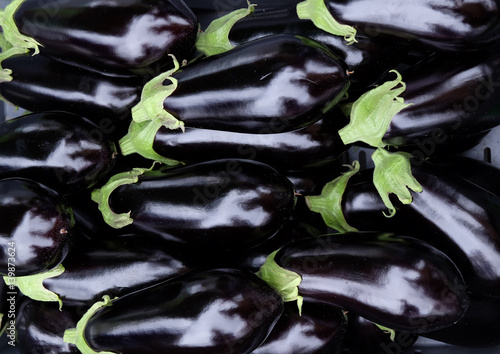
[
  {"left": 305, "top": 161, "right": 360, "bottom": 233},
  {"left": 339, "top": 70, "right": 412, "bottom": 148},
  {"left": 256, "top": 250, "right": 303, "bottom": 315},
  {"left": 3, "top": 264, "right": 65, "bottom": 309},
  {"left": 371, "top": 148, "right": 422, "bottom": 217},
  {"left": 0, "top": 0, "right": 42, "bottom": 82},
  {"left": 131, "top": 54, "right": 184, "bottom": 131},
  {"left": 374, "top": 323, "right": 396, "bottom": 341},
  {"left": 63, "top": 295, "right": 117, "bottom": 354},
  {"left": 296, "top": 0, "right": 356, "bottom": 45},
  {"left": 196, "top": 1, "right": 256, "bottom": 57},
  {"left": 91, "top": 163, "right": 158, "bottom": 229},
  {"left": 119, "top": 120, "right": 183, "bottom": 166}
]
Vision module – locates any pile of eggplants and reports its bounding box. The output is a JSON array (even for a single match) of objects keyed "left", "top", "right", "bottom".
[{"left": 0, "top": 0, "right": 500, "bottom": 353}]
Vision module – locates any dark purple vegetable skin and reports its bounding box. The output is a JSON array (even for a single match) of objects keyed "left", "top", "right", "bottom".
[
  {"left": 325, "top": 0, "right": 500, "bottom": 51},
  {"left": 164, "top": 34, "right": 349, "bottom": 133},
  {"left": 16, "top": 297, "right": 80, "bottom": 354},
  {"left": 342, "top": 162, "right": 500, "bottom": 299},
  {"left": 275, "top": 232, "right": 469, "bottom": 333},
  {"left": 42, "top": 233, "right": 192, "bottom": 306},
  {"left": 253, "top": 301, "right": 347, "bottom": 354},
  {"left": 14, "top": 0, "right": 199, "bottom": 75},
  {"left": 0, "top": 178, "right": 74, "bottom": 276},
  {"left": 109, "top": 159, "right": 296, "bottom": 249},
  {"left": 423, "top": 293, "right": 500, "bottom": 347},
  {"left": 227, "top": 6, "right": 409, "bottom": 92},
  {"left": 0, "top": 53, "right": 143, "bottom": 138},
  {"left": 0, "top": 111, "right": 117, "bottom": 195},
  {"left": 344, "top": 313, "right": 418, "bottom": 354},
  {"left": 151, "top": 111, "right": 349, "bottom": 172},
  {"left": 383, "top": 49, "right": 500, "bottom": 151},
  {"left": 84, "top": 269, "right": 284, "bottom": 354}
]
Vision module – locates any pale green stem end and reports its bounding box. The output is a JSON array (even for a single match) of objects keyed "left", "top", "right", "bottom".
[
  {"left": 372, "top": 148, "right": 423, "bottom": 217},
  {"left": 256, "top": 250, "right": 304, "bottom": 315},
  {"left": 3, "top": 264, "right": 65, "bottom": 309},
  {"left": 131, "top": 54, "right": 184, "bottom": 131},
  {"left": 305, "top": 161, "right": 360, "bottom": 233},
  {"left": 119, "top": 120, "right": 183, "bottom": 166},
  {"left": 196, "top": 1, "right": 256, "bottom": 57},
  {"left": 63, "top": 295, "right": 117, "bottom": 354},
  {"left": 296, "top": 0, "right": 356, "bottom": 45},
  {"left": 0, "top": 0, "right": 42, "bottom": 80},
  {"left": 338, "top": 70, "right": 412, "bottom": 148},
  {"left": 91, "top": 163, "right": 158, "bottom": 229}
]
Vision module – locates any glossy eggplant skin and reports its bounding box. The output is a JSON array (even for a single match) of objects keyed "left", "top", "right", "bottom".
[
  {"left": 14, "top": 0, "right": 199, "bottom": 75},
  {"left": 0, "top": 111, "right": 117, "bottom": 195},
  {"left": 228, "top": 6, "right": 408, "bottom": 92},
  {"left": 383, "top": 49, "right": 500, "bottom": 151},
  {"left": 153, "top": 111, "right": 349, "bottom": 172},
  {"left": 325, "top": 0, "right": 500, "bottom": 51},
  {"left": 16, "top": 297, "right": 80, "bottom": 354},
  {"left": 0, "top": 53, "right": 143, "bottom": 137},
  {"left": 84, "top": 269, "right": 284, "bottom": 354},
  {"left": 165, "top": 34, "right": 349, "bottom": 133},
  {"left": 423, "top": 293, "right": 500, "bottom": 347},
  {"left": 344, "top": 313, "right": 418, "bottom": 354},
  {"left": 0, "top": 178, "right": 74, "bottom": 276},
  {"left": 342, "top": 162, "right": 500, "bottom": 299},
  {"left": 275, "top": 232, "right": 469, "bottom": 333},
  {"left": 253, "top": 301, "right": 347, "bottom": 354},
  {"left": 109, "top": 159, "right": 296, "bottom": 249},
  {"left": 43, "top": 234, "right": 192, "bottom": 306}
]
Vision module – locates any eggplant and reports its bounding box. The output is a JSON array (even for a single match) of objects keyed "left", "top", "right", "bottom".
[
  {"left": 423, "top": 293, "right": 500, "bottom": 347},
  {"left": 130, "top": 34, "right": 349, "bottom": 137},
  {"left": 42, "top": 234, "right": 193, "bottom": 306},
  {"left": 64, "top": 268, "right": 284, "bottom": 354},
  {"left": 92, "top": 159, "right": 296, "bottom": 249},
  {"left": 433, "top": 155, "right": 500, "bottom": 197},
  {"left": 120, "top": 109, "right": 349, "bottom": 172},
  {"left": 338, "top": 161, "right": 500, "bottom": 299},
  {"left": 11, "top": 0, "right": 199, "bottom": 75},
  {"left": 0, "top": 111, "right": 117, "bottom": 195},
  {"left": 227, "top": 6, "right": 409, "bottom": 92},
  {"left": 16, "top": 297, "right": 80, "bottom": 354},
  {"left": 261, "top": 232, "right": 469, "bottom": 333},
  {"left": 324, "top": 0, "right": 500, "bottom": 51},
  {"left": 0, "top": 178, "right": 74, "bottom": 276},
  {"left": 381, "top": 49, "right": 500, "bottom": 151},
  {"left": 253, "top": 301, "right": 347, "bottom": 354},
  {"left": 0, "top": 52, "right": 143, "bottom": 138},
  {"left": 344, "top": 313, "right": 418, "bottom": 354}
]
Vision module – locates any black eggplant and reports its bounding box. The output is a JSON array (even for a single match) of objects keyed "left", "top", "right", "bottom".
[
  {"left": 227, "top": 6, "right": 408, "bottom": 92},
  {"left": 253, "top": 301, "right": 347, "bottom": 354},
  {"left": 423, "top": 293, "right": 500, "bottom": 347},
  {"left": 324, "top": 0, "right": 500, "bottom": 51},
  {"left": 16, "top": 297, "right": 80, "bottom": 354},
  {"left": 64, "top": 269, "right": 284, "bottom": 354},
  {"left": 120, "top": 110, "right": 349, "bottom": 172},
  {"left": 42, "top": 234, "right": 193, "bottom": 306},
  {"left": 0, "top": 111, "right": 117, "bottom": 195},
  {"left": 0, "top": 52, "right": 143, "bottom": 138},
  {"left": 92, "top": 159, "right": 296, "bottom": 249},
  {"left": 339, "top": 162, "right": 500, "bottom": 299},
  {"left": 382, "top": 49, "right": 500, "bottom": 153},
  {"left": 344, "top": 313, "right": 418, "bottom": 354},
  {"left": 131, "top": 34, "right": 349, "bottom": 136},
  {"left": 433, "top": 155, "right": 500, "bottom": 197},
  {"left": 260, "top": 232, "right": 469, "bottom": 333},
  {"left": 11, "top": 0, "right": 199, "bottom": 75},
  {"left": 0, "top": 178, "right": 74, "bottom": 276}
]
